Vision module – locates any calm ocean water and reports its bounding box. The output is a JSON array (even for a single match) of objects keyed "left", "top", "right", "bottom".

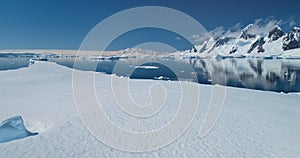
[{"left": 1, "top": 56, "right": 300, "bottom": 93}]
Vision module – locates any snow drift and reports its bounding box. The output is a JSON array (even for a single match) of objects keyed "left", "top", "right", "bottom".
[{"left": 0, "top": 116, "right": 38, "bottom": 143}]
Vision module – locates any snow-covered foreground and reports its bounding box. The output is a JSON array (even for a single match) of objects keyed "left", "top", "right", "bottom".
[{"left": 0, "top": 61, "right": 299, "bottom": 157}]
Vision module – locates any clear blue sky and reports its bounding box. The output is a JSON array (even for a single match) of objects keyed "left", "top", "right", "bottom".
[{"left": 0, "top": 0, "right": 299, "bottom": 50}]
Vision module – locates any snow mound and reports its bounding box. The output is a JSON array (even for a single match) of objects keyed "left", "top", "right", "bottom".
[{"left": 0, "top": 116, "right": 38, "bottom": 143}]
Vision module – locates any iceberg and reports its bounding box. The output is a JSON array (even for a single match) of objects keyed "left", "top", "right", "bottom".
[{"left": 0, "top": 116, "right": 38, "bottom": 143}]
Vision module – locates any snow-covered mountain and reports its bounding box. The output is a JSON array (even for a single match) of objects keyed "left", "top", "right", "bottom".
[
  {"left": 179, "top": 25, "right": 300, "bottom": 58},
  {"left": 282, "top": 27, "right": 300, "bottom": 51}
]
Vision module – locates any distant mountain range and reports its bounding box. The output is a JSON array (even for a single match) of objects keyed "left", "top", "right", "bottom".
[
  {"left": 179, "top": 25, "right": 300, "bottom": 58},
  {"left": 1, "top": 24, "right": 300, "bottom": 59}
]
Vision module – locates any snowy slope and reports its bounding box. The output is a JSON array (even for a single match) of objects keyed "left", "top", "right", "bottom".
[{"left": 0, "top": 62, "right": 300, "bottom": 157}]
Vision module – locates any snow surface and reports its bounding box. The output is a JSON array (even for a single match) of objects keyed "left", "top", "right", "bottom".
[{"left": 0, "top": 61, "right": 300, "bottom": 157}]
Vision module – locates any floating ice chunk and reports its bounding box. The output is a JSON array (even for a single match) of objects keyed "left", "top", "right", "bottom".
[
  {"left": 0, "top": 116, "right": 38, "bottom": 143},
  {"left": 134, "top": 66, "right": 159, "bottom": 69},
  {"left": 29, "top": 58, "right": 48, "bottom": 66},
  {"left": 154, "top": 76, "right": 170, "bottom": 80}
]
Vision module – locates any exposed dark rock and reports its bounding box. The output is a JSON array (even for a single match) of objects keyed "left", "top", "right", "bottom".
[
  {"left": 240, "top": 32, "right": 256, "bottom": 40},
  {"left": 268, "top": 26, "right": 284, "bottom": 42},
  {"left": 248, "top": 37, "right": 265, "bottom": 53},
  {"left": 189, "top": 47, "right": 198, "bottom": 53},
  {"left": 193, "top": 47, "right": 198, "bottom": 53},
  {"left": 239, "top": 24, "right": 256, "bottom": 40},
  {"left": 214, "top": 37, "right": 235, "bottom": 47},
  {"left": 229, "top": 47, "right": 237, "bottom": 54},
  {"left": 282, "top": 27, "right": 300, "bottom": 51},
  {"left": 199, "top": 43, "right": 207, "bottom": 53}
]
